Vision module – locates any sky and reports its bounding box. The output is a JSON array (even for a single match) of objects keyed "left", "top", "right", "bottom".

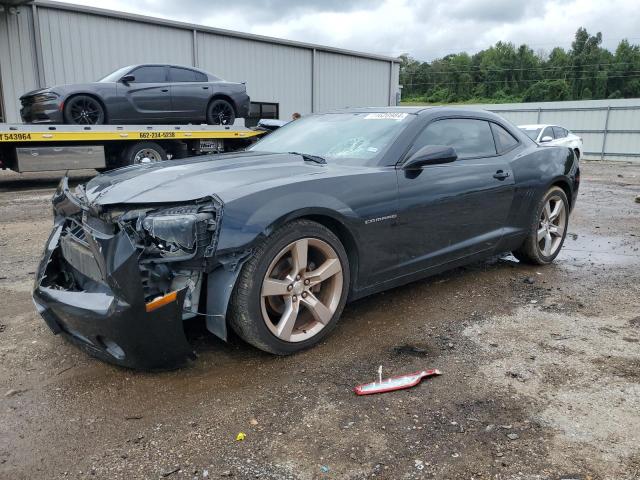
[{"left": 56, "top": 0, "right": 639, "bottom": 61}]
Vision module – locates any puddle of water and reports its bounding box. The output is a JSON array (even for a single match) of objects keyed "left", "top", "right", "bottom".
[{"left": 558, "top": 232, "right": 640, "bottom": 267}]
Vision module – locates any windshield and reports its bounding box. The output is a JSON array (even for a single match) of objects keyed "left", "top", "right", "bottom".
[
  {"left": 248, "top": 112, "right": 413, "bottom": 164},
  {"left": 98, "top": 66, "right": 135, "bottom": 83},
  {"left": 520, "top": 127, "right": 541, "bottom": 141}
]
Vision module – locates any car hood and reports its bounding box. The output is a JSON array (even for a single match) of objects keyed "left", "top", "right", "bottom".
[
  {"left": 84, "top": 151, "right": 330, "bottom": 206},
  {"left": 21, "top": 83, "right": 110, "bottom": 99}
]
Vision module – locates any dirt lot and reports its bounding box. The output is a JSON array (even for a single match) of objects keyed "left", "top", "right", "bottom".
[{"left": 0, "top": 161, "right": 639, "bottom": 480}]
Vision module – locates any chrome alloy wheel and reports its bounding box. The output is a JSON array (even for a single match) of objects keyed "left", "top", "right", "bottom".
[
  {"left": 133, "top": 148, "right": 163, "bottom": 164},
  {"left": 260, "top": 238, "right": 343, "bottom": 342},
  {"left": 537, "top": 194, "right": 567, "bottom": 257}
]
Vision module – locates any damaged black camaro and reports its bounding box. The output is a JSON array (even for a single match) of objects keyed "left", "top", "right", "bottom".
[{"left": 33, "top": 107, "right": 579, "bottom": 369}]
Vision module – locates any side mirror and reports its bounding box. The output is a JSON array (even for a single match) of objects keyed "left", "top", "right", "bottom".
[
  {"left": 540, "top": 135, "right": 553, "bottom": 143},
  {"left": 120, "top": 74, "right": 135, "bottom": 84},
  {"left": 403, "top": 145, "right": 457, "bottom": 170}
]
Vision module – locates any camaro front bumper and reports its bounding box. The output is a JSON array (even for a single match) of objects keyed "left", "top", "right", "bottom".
[{"left": 32, "top": 222, "right": 196, "bottom": 370}]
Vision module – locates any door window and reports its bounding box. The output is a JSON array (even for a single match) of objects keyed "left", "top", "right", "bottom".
[
  {"left": 541, "top": 126, "right": 555, "bottom": 140},
  {"left": 130, "top": 66, "right": 167, "bottom": 83},
  {"left": 169, "top": 67, "right": 207, "bottom": 82},
  {"left": 490, "top": 123, "right": 519, "bottom": 154},
  {"left": 412, "top": 118, "right": 497, "bottom": 158},
  {"left": 552, "top": 126, "right": 567, "bottom": 138}
]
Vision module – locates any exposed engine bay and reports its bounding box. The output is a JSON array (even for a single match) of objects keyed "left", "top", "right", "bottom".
[{"left": 45, "top": 182, "right": 223, "bottom": 322}]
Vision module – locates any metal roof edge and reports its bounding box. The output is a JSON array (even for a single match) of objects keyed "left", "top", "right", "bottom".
[{"left": 32, "top": 0, "right": 401, "bottom": 63}]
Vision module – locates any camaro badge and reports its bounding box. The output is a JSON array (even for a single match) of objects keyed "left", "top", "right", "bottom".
[{"left": 365, "top": 214, "right": 397, "bottom": 225}]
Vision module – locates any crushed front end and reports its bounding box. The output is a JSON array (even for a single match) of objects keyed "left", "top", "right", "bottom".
[{"left": 33, "top": 178, "right": 223, "bottom": 369}]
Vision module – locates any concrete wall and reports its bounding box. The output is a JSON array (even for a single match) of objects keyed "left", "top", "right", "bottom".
[
  {"left": 469, "top": 98, "right": 640, "bottom": 162},
  {"left": 0, "top": 1, "right": 400, "bottom": 123}
]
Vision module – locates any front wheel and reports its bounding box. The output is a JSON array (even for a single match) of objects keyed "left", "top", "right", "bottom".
[
  {"left": 63, "top": 95, "right": 105, "bottom": 125},
  {"left": 513, "top": 186, "right": 569, "bottom": 265},
  {"left": 228, "top": 220, "right": 350, "bottom": 355}
]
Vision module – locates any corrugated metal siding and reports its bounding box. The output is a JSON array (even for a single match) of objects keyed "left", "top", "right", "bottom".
[
  {"left": 391, "top": 62, "right": 400, "bottom": 105},
  {"left": 495, "top": 111, "right": 538, "bottom": 126},
  {"left": 467, "top": 98, "right": 640, "bottom": 161},
  {"left": 196, "top": 32, "right": 312, "bottom": 119},
  {"left": 578, "top": 132, "right": 603, "bottom": 153},
  {"left": 607, "top": 108, "right": 640, "bottom": 131},
  {"left": 316, "top": 51, "right": 390, "bottom": 111},
  {"left": 0, "top": 7, "right": 39, "bottom": 123},
  {"left": 36, "top": 7, "right": 193, "bottom": 86},
  {"left": 605, "top": 133, "right": 640, "bottom": 154},
  {"left": 539, "top": 109, "right": 608, "bottom": 131}
]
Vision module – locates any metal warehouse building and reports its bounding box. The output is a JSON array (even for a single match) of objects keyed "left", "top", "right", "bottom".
[{"left": 0, "top": 0, "right": 401, "bottom": 124}]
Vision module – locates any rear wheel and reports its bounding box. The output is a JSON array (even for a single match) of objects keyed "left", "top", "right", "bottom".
[
  {"left": 121, "top": 141, "right": 167, "bottom": 166},
  {"left": 513, "top": 186, "right": 569, "bottom": 265},
  {"left": 63, "top": 95, "right": 105, "bottom": 125},
  {"left": 228, "top": 220, "right": 350, "bottom": 354},
  {"left": 206, "top": 99, "right": 236, "bottom": 125}
]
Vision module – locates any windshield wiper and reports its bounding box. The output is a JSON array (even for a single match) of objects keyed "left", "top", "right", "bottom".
[{"left": 288, "top": 151, "right": 327, "bottom": 164}]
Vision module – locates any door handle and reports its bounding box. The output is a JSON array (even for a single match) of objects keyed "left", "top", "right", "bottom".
[
  {"left": 493, "top": 170, "right": 510, "bottom": 180},
  {"left": 202, "top": 86, "right": 209, "bottom": 90},
  {"left": 161, "top": 88, "right": 169, "bottom": 92}
]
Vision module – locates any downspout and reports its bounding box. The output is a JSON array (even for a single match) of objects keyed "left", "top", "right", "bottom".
[
  {"left": 311, "top": 48, "right": 316, "bottom": 113},
  {"left": 192, "top": 28, "right": 198, "bottom": 67},
  {"left": 31, "top": 3, "right": 45, "bottom": 88}
]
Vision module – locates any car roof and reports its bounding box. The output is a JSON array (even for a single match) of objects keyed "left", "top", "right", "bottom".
[
  {"left": 129, "top": 63, "right": 207, "bottom": 72},
  {"left": 324, "top": 106, "right": 433, "bottom": 114},
  {"left": 518, "top": 124, "right": 555, "bottom": 129},
  {"left": 323, "top": 106, "right": 509, "bottom": 118}
]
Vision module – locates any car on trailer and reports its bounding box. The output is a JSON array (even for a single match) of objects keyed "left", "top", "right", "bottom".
[{"left": 19, "top": 64, "right": 250, "bottom": 126}]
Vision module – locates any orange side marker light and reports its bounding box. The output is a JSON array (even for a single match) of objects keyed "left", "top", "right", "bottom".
[{"left": 145, "top": 290, "right": 178, "bottom": 313}]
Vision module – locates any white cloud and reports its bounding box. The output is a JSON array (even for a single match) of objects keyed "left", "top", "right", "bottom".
[{"left": 55, "top": 0, "right": 640, "bottom": 60}]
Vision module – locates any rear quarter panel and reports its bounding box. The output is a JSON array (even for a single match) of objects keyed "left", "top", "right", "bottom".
[{"left": 502, "top": 144, "right": 578, "bottom": 245}]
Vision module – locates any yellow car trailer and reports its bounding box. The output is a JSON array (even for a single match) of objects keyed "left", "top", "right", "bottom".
[{"left": 0, "top": 122, "right": 264, "bottom": 172}]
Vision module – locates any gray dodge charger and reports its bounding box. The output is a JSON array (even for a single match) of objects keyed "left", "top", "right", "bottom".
[{"left": 20, "top": 64, "right": 250, "bottom": 125}]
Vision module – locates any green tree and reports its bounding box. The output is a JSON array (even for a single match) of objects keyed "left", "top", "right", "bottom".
[
  {"left": 399, "top": 28, "right": 640, "bottom": 104},
  {"left": 523, "top": 79, "right": 571, "bottom": 102}
]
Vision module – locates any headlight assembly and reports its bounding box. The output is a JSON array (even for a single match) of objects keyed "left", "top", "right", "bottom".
[
  {"left": 142, "top": 214, "right": 200, "bottom": 251},
  {"left": 33, "top": 92, "right": 59, "bottom": 103},
  {"left": 138, "top": 205, "right": 218, "bottom": 260}
]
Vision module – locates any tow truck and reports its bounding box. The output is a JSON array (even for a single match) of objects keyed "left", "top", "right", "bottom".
[{"left": 0, "top": 121, "right": 264, "bottom": 172}]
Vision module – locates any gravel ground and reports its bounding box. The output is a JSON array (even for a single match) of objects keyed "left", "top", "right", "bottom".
[{"left": 0, "top": 161, "right": 639, "bottom": 480}]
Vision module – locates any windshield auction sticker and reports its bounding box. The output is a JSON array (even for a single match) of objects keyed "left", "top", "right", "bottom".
[{"left": 364, "top": 113, "right": 408, "bottom": 121}]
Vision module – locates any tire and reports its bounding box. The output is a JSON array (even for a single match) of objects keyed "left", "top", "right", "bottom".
[
  {"left": 63, "top": 95, "right": 105, "bottom": 125},
  {"left": 206, "top": 98, "right": 236, "bottom": 126},
  {"left": 573, "top": 148, "right": 580, "bottom": 160},
  {"left": 513, "top": 186, "right": 569, "bottom": 265},
  {"left": 228, "top": 219, "right": 350, "bottom": 355},
  {"left": 121, "top": 141, "right": 167, "bottom": 166}
]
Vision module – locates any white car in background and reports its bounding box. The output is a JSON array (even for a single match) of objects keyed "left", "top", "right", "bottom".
[{"left": 519, "top": 124, "right": 583, "bottom": 160}]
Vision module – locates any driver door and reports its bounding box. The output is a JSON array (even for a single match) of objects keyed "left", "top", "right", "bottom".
[
  {"left": 117, "top": 65, "right": 173, "bottom": 123},
  {"left": 394, "top": 118, "right": 515, "bottom": 275}
]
